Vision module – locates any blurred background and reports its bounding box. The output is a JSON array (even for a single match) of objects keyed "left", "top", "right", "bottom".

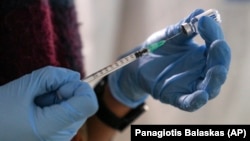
[{"left": 75, "top": 0, "right": 250, "bottom": 140}]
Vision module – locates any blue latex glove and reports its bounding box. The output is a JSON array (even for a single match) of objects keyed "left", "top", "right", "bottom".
[
  {"left": 0, "top": 66, "right": 98, "bottom": 141},
  {"left": 108, "top": 9, "right": 231, "bottom": 111}
]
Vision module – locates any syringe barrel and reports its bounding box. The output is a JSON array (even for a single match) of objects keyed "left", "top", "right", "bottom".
[{"left": 181, "top": 9, "right": 221, "bottom": 36}]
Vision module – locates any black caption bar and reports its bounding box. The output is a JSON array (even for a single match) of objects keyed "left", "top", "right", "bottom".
[{"left": 131, "top": 125, "right": 250, "bottom": 140}]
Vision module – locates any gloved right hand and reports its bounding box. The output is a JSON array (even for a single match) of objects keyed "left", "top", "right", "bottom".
[{"left": 0, "top": 66, "right": 98, "bottom": 141}]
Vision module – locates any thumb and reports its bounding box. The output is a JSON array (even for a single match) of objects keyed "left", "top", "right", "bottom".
[{"left": 36, "top": 81, "right": 98, "bottom": 136}]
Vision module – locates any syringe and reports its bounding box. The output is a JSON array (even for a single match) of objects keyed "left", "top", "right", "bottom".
[
  {"left": 34, "top": 40, "right": 168, "bottom": 107},
  {"left": 84, "top": 9, "right": 221, "bottom": 84},
  {"left": 84, "top": 39, "right": 167, "bottom": 84},
  {"left": 34, "top": 9, "right": 221, "bottom": 107}
]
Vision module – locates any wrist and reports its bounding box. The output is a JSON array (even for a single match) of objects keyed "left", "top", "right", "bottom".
[
  {"left": 108, "top": 70, "right": 148, "bottom": 108},
  {"left": 95, "top": 77, "right": 148, "bottom": 131},
  {"left": 103, "top": 84, "right": 131, "bottom": 118}
]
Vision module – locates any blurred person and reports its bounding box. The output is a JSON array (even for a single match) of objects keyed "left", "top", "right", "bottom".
[{"left": 0, "top": 0, "right": 231, "bottom": 141}]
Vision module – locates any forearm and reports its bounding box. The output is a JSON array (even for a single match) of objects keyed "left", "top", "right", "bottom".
[{"left": 87, "top": 84, "right": 131, "bottom": 141}]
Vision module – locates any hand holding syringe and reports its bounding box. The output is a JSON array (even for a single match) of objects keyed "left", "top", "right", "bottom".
[
  {"left": 84, "top": 9, "right": 221, "bottom": 84},
  {"left": 35, "top": 9, "right": 222, "bottom": 107}
]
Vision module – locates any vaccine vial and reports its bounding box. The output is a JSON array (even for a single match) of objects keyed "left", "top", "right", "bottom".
[{"left": 181, "top": 9, "right": 221, "bottom": 36}]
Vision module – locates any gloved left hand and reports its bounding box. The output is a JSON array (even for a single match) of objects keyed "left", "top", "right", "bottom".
[
  {"left": 0, "top": 66, "right": 98, "bottom": 141},
  {"left": 108, "top": 9, "right": 231, "bottom": 112}
]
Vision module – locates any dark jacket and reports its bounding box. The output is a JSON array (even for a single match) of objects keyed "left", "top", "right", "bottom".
[{"left": 0, "top": 0, "right": 85, "bottom": 140}]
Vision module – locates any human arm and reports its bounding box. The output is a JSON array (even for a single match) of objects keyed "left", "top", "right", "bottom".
[
  {"left": 86, "top": 81, "right": 132, "bottom": 141},
  {"left": 86, "top": 8, "right": 231, "bottom": 141}
]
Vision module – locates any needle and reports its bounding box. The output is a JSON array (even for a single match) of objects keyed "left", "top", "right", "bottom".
[{"left": 83, "top": 32, "right": 181, "bottom": 84}]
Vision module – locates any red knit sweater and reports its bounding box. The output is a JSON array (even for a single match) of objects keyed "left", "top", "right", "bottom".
[{"left": 0, "top": 0, "right": 85, "bottom": 140}]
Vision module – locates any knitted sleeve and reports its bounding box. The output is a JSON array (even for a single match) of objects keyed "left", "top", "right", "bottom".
[
  {"left": 49, "top": 0, "right": 85, "bottom": 78},
  {"left": 0, "top": 0, "right": 85, "bottom": 85}
]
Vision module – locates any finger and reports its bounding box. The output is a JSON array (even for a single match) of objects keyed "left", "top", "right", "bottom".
[
  {"left": 169, "top": 8, "right": 205, "bottom": 43},
  {"left": 145, "top": 9, "right": 204, "bottom": 47},
  {"left": 198, "top": 16, "right": 224, "bottom": 48},
  {"left": 34, "top": 81, "right": 83, "bottom": 107},
  {"left": 0, "top": 66, "right": 80, "bottom": 103},
  {"left": 177, "top": 90, "right": 209, "bottom": 112},
  {"left": 198, "top": 40, "right": 231, "bottom": 99},
  {"left": 30, "top": 66, "right": 81, "bottom": 95},
  {"left": 198, "top": 66, "right": 227, "bottom": 99},
  {"left": 155, "top": 68, "right": 208, "bottom": 112},
  {"left": 34, "top": 91, "right": 61, "bottom": 107},
  {"left": 36, "top": 81, "right": 98, "bottom": 135},
  {"left": 206, "top": 40, "right": 231, "bottom": 70}
]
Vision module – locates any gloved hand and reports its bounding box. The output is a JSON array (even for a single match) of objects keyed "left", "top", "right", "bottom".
[
  {"left": 0, "top": 66, "right": 98, "bottom": 141},
  {"left": 108, "top": 9, "right": 231, "bottom": 112}
]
